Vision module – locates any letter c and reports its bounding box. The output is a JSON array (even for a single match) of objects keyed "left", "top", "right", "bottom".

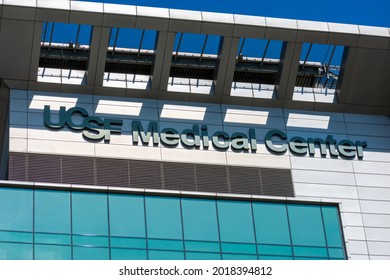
[
  {"left": 265, "top": 130, "right": 288, "bottom": 154},
  {"left": 65, "top": 107, "right": 89, "bottom": 130}
]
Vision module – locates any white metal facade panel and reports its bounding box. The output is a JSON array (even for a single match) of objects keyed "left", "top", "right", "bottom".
[{"left": 8, "top": 89, "right": 390, "bottom": 261}]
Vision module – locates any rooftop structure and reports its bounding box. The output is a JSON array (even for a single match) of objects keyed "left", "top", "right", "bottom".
[{"left": 0, "top": 0, "right": 389, "bottom": 114}]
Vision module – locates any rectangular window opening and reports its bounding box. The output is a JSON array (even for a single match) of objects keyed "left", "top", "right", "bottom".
[
  {"left": 231, "top": 38, "right": 283, "bottom": 99},
  {"left": 103, "top": 28, "right": 157, "bottom": 90},
  {"left": 293, "top": 43, "right": 345, "bottom": 104},
  {"left": 168, "top": 33, "right": 221, "bottom": 95},
  {"left": 38, "top": 22, "right": 92, "bottom": 85}
]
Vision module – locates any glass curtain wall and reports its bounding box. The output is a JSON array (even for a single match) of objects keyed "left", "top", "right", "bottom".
[{"left": 0, "top": 187, "right": 345, "bottom": 260}]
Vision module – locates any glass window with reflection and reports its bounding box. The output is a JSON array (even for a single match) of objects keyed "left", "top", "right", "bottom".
[
  {"left": 287, "top": 204, "right": 326, "bottom": 247},
  {"left": 109, "top": 194, "right": 146, "bottom": 238},
  {"left": 72, "top": 192, "right": 108, "bottom": 235},
  {"left": 0, "top": 188, "right": 32, "bottom": 232},
  {"left": 145, "top": 196, "right": 182, "bottom": 240},
  {"left": 35, "top": 190, "right": 71, "bottom": 234},
  {"left": 181, "top": 198, "right": 219, "bottom": 242},
  {"left": 217, "top": 200, "right": 255, "bottom": 243}
]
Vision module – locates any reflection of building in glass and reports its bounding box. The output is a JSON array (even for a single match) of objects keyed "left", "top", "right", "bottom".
[
  {"left": 0, "top": 0, "right": 389, "bottom": 260},
  {"left": 0, "top": 188, "right": 344, "bottom": 260}
]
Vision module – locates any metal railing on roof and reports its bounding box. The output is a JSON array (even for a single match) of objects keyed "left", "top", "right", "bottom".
[{"left": 39, "top": 43, "right": 338, "bottom": 88}]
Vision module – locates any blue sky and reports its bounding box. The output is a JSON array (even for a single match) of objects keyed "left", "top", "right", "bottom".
[
  {"left": 43, "top": 0, "right": 387, "bottom": 67},
  {"left": 73, "top": 0, "right": 388, "bottom": 63},
  {"left": 83, "top": 0, "right": 390, "bottom": 27}
]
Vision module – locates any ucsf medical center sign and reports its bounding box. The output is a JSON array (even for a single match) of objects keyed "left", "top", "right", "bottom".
[{"left": 44, "top": 106, "right": 367, "bottom": 160}]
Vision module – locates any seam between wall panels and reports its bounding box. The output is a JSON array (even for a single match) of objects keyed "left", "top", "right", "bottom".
[
  {"left": 283, "top": 108, "right": 295, "bottom": 197},
  {"left": 220, "top": 103, "right": 231, "bottom": 193},
  {"left": 157, "top": 98, "right": 163, "bottom": 185},
  {"left": 351, "top": 161, "right": 371, "bottom": 259},
  {"left": 70, "top": 190, "right": 74, "bottom": 260},
  {"left": 179, "top": 198, "right": 186, "bottom": 259},
  {"left": 343, "top": 112, "right": 370, "bottom": 260},
  {"left": 106, "top": 193, "right": 112, "bottom": 260}
]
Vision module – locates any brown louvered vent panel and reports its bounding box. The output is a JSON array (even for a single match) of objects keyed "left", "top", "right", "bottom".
[
  {"left": 96, "top": 158, "right": 129, "bottom": 188},
  {"left": 8, "top": 152, "right": 294, "bottom": 197},
  {"left": 163, "top": 162, "right": 196, "bottom": 191},
  {"left": 228, "top": 166, "right": 262, "bottom": 195},
  {"left": 62, "top": 155, "right": 95, "bottom": 185},
  {"left": 129, "top": 160, "right": 162, "bottom": 189},
  {"left": 261, "top": 168, "right": 294, "bottom": 197},
  {"left": 27, "top": 153, "right": 61, "bottom": 183},
  {"left": 8, "top": 153, "right": 27, "bottom": 181},
  {"left": 195, "top": 164, "right": 228, "bottom": 193}
]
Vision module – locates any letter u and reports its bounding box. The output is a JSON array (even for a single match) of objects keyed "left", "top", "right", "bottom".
[{"left": 43, "top": 105, "right": 66, "bottom": 129}]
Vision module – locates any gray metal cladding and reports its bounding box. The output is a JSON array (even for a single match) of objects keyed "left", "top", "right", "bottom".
[
  {"left": 8, "top": 152, "right": 294, "bottom": 197},
  {"left": 96, "top": 158, "right": 129, "bottom": 188},
  {"left": 163, "top": 162, "right": 196, "bottom": 191},
  {"left": 62, "top": 155, "right": 95, "bottom": 185},
  {"left": 228, "top": 166, "right": 262, "bottom": 195},
  {"left": 129, "top": 160, "right": 163, "bottom": 190},
  {"left": 261, "top": 168, "right": 295, "bottom": 197},
  {"left": 8, "top": 152, "right": 26, "bottom": 181},
  {"left": 195, "top": 164, "right": 229, "bottom": 193},
  {"left": 28, "top": 153, "right": 61, "bottom": 184}
]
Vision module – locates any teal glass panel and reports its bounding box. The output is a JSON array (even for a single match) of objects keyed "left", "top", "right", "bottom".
[
  {"left": 259, "top": 255, "right": 293, "bottom": 260},
  {"left": 0, "top": 231, "right": 33, "bottom": 243},
  {"left": 0, "top": 242, "right": 33, "bottom": 260},
  {"left": 222, "top": 253, "right": 257, "bottom": 260},
  {"left": 258, "top": 244, "right": 293, "bottom": 256},
  {"left": 72, "top": 192, "right": 108, "bottom": 235},
  {"left": 148, "top": 250, "right": 185, "bottom": 260},
  {"left": 181, "top": 198, "right": 219, "bottom": 241},
  {"left": 185, "top": 241, "right": 220, "bottom": 253},
  {"left": 111, "top": 237, "right": 146, "bottom": 249},
  {"left": 148, "top": 239, "right": 183, "bottom": 251},
  {"left": 322, "top": 206, "right": 343, "bottom": 247},
  {"left": 217, "top": 200, "right": 255, "bottom": 243},
  {"left": 328, "top": 248, "right": 345, "bottom": 259},
  {"left": 35, "top": 190, "right": 70, "bottom": 234},
  {"left": 186, "top": 252, "right": 221, "bottom": 260},
  {"left": 109, "top": 194, "right": 145, "bottom": 238},
  {"left": 35, "top": 233, "right": 71, "bottom": 245},
  {"left": 0, "top": 188, "right": 32, "bottom": 231},
  {"left": 253, "top": 202, "right": 291, "bottom": 245},
  {"left": 221, "top": 243, "right": 257, "bottom": 254},
  {"left": 293, "top": 246, "right": 328, "bottom": 258},
  {"left": 34, "top": 245, "right": 71, "bottom": 260},
  {"left": 145, "top": 196, "right": 182, "bottom": 239},
  {"left": 73, "top": 247, "right": 110, "bottom": 260},
  {"left": 111, "top": 248, "right": 147, "bottom": 260},
  {"left": 73, "top": 235, "right": 109, "bottom": 247},
  {"left": 287, "top": 204, "right": 326, "bottom": 246}
]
